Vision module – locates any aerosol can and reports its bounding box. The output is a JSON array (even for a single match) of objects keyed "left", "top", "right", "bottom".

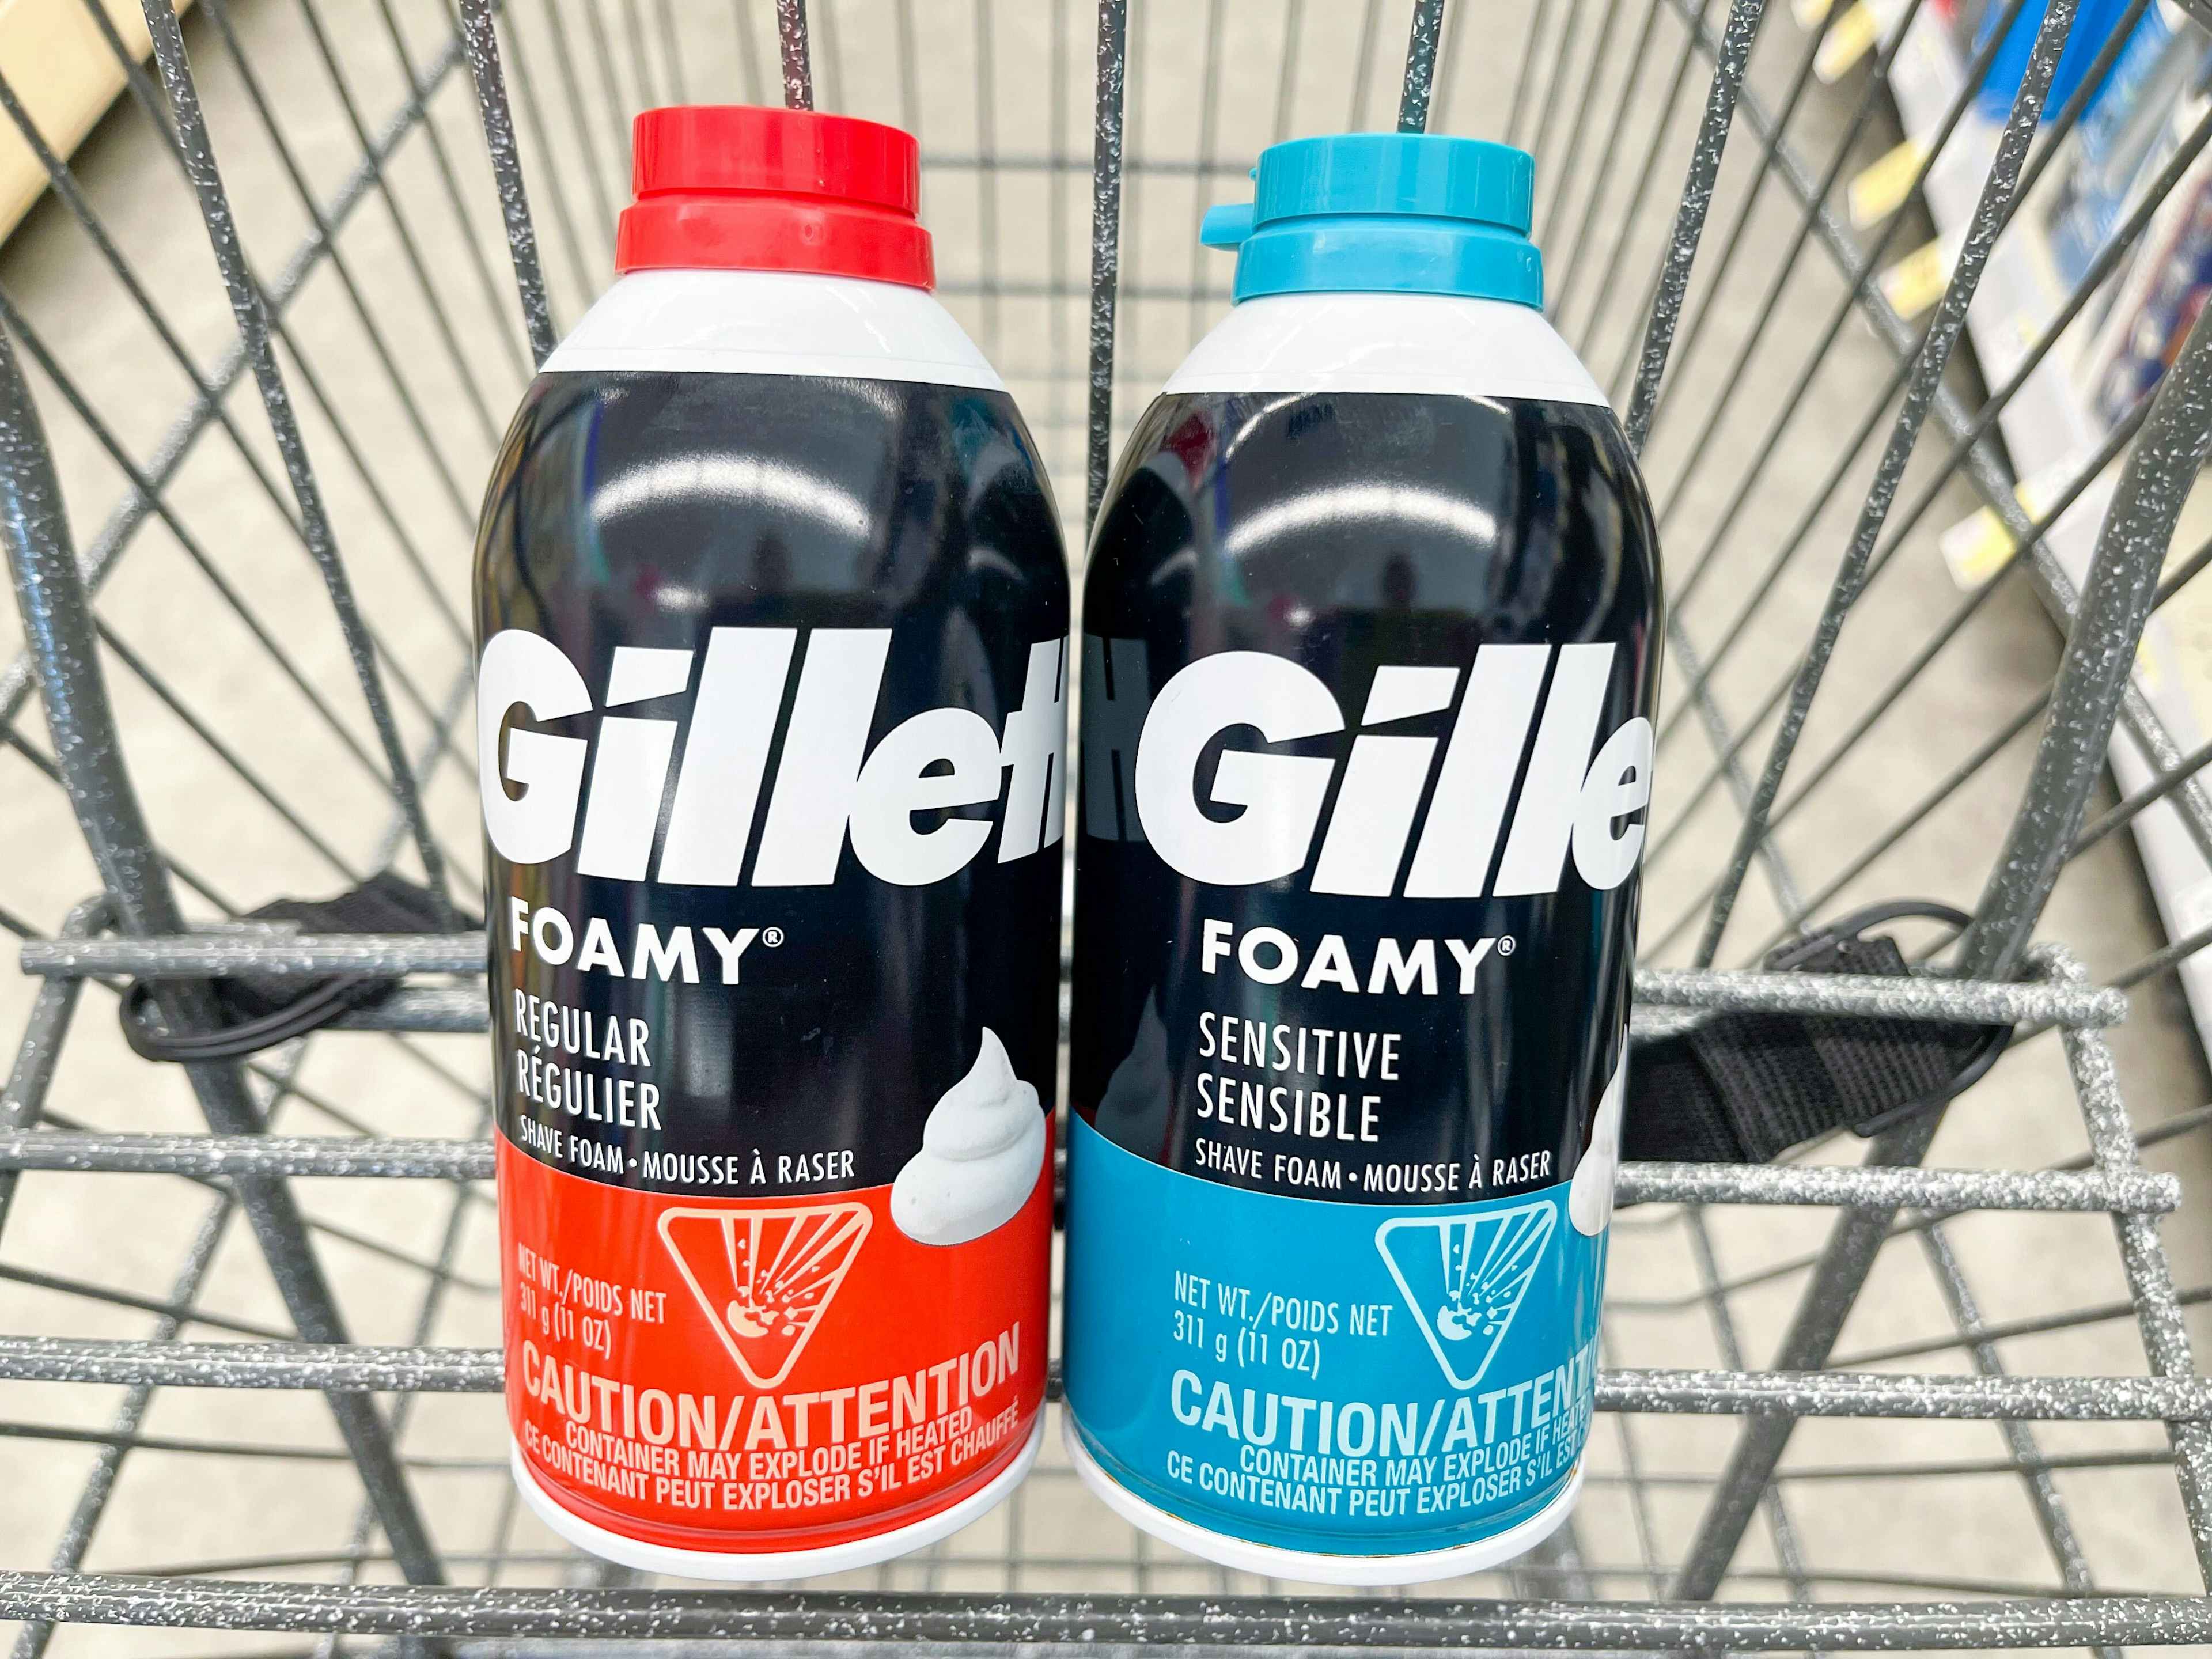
[
  {"left": 1062, "top": 132, "right": 1660, "bottom": 1583},
  {"left": 476, "top": 105, "right": 1066, "bottom": 1579}
]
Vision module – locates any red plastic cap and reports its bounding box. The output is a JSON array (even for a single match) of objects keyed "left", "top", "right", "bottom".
[{"left": 615, "top": 105, "right": 933, "bottom": 289}]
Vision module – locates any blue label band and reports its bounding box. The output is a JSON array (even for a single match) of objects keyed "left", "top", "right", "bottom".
[{"left": 1062, "top": 1116, "right": 1607, "bottom": 1559}]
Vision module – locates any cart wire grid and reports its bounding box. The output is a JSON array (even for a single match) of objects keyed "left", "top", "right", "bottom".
[{"left": 2, "top": 0, "right": 2212, "bottom": 1652}]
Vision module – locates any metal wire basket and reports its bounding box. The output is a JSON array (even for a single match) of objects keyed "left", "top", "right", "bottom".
[{"left": 2, "top": 0, "right": 2211, "bottom": 1649}]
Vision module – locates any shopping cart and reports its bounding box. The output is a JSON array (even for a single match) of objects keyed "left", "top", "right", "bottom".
[{"left": 0, "top": 0, "right": 2209, "bottom": 1649}]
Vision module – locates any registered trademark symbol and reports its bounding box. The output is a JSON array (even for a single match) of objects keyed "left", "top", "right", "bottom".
[
  {"left": 1498, "top": 936, "right": 1516, "bottom": 956},
  {"left": 763, "top": 927, "right": 786, "bottom": 948}
]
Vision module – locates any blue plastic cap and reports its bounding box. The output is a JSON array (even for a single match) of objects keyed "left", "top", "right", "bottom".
[{"left": 1200, "top": 132, "right": 1544, "bottom": 307}]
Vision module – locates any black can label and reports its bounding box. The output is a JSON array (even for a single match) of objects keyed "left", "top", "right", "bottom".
[
  {"left": 1063, "top": 387, "right": 1659, "bottom": 1560},
  {"left": 476, "top": 367, "right": 1066, "bottom": 1554}
]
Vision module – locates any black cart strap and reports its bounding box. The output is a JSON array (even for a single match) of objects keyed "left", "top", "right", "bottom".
[
  {"left": 1624, "top": 903, "right": 2010, "bottom": 1166},
  {"left": 120, "top": 872, "right": 475, "bottom": 1064}
]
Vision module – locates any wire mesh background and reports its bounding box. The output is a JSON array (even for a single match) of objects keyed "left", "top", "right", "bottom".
[{"left": 0, "top": 0, "right": 2210, "bottom": 1650}]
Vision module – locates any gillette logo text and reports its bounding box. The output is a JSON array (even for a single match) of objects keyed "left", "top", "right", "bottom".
[
  {"left": 478, "top": 627, "right": 1066, "bottom": 888},
  {"left": 1082, "top": 638, "right": 1651, "bottom": 897}
]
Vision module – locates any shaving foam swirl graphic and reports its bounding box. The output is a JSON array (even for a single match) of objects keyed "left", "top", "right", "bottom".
[
  {"left": 1095, "top": 991, "right": 1172, "bottom": 1153},
  {"left": 1567, "top": 1050, "right": 1627, "bottom": 1237},
  {"left": 891, "top": 1028, "right": 1046, "bottom": 1246}
]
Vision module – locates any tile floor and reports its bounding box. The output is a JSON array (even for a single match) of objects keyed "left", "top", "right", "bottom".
[{"left": 0, "top": 0, "right": 2207, "bottom": 1652}]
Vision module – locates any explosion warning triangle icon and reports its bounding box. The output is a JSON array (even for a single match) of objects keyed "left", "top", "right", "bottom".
[
  {"left": 658, "top": 1202, "right": 872, "bottom": 1389},
  {"left": 1376, "top": 1199, "right": 1556, "bottom": 1391}
]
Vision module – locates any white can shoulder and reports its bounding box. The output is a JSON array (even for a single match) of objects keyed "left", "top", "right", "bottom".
[
  {"left": 1163, "top": 290, "right": 1608, "bottom": 407},
  {"left": 543, "top": 267, "right": 1004, "bottom": 391}
]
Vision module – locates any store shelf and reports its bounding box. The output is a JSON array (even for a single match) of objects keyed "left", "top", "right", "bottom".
[{"left": 1887, "top": 7, "right": 2212, "bottom": 1040}]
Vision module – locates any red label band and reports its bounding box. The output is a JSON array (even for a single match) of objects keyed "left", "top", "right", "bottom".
[{"left": 497, "top": 1132, "right": 1051, "bottom": 1555}]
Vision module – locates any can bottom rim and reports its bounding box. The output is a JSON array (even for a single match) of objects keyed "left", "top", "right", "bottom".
[
  {"left": 1059, "top": 1415, "right": 1583, "bottom": 1586},
  {"left": 508, "top": 1416, "right": 1044, "bottom": 1581}
]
